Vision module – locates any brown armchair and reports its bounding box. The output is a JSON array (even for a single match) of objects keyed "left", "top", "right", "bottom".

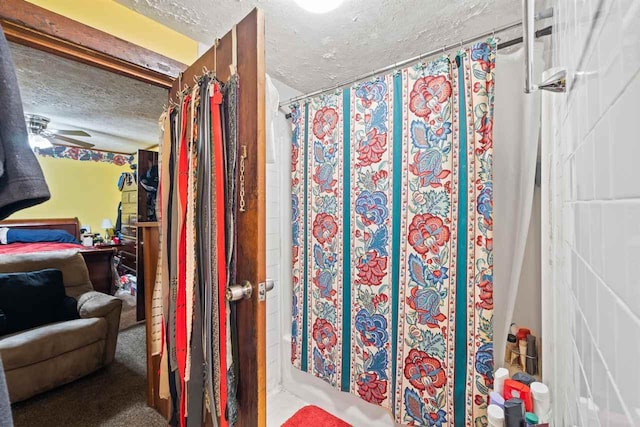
[{"left": 0, "top": 251, "right": 122, "bottom": 402}]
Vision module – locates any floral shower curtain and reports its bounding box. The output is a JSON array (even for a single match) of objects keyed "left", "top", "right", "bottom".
[{"left": 291, "top": 42, "right": 496, "bottom": 426}]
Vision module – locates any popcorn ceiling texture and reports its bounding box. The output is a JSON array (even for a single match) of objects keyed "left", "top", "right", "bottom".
[
  {"left": 115, "top": 0, "right": 521, "bottom": 92},
  {"left": 10, "top": 42, "right": 167, "bottom": 153}
]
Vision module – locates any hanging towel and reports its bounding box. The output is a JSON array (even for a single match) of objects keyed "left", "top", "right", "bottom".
[{"left": 0, "top": 26, "right": 50, "bottom": 219}]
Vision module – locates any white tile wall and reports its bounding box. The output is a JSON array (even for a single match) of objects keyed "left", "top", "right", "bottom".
[
  {"left": 266, "top": 161, "right": 282, "bottom": 393},
  {"left": 265, "top": 77, "right": 302, "bottom": 395},
  {"left": 549, "top": 0, "right": 640, "bottom": 425}
]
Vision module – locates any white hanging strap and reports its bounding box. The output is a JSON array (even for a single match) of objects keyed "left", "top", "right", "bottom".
[
  {"left": 229, "top": 25, "right": 238, "bottom": 76},
  {"left": 158, "top": 109, "right": 168, "bottom": 131},
  {"left": 213, "top": 38, "right": 219, "bottom": 78}
]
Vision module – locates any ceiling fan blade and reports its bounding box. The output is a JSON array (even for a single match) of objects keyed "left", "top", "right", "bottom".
[
  {"left": 52, "top": 134, "right": 95, "bottom": 148},
  {"left": 52, "top": 129, "right": 91, "bottom": 137}
]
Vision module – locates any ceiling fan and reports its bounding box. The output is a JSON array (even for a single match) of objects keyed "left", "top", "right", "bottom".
[{"left": 25, "top": 114, "right": 94, "bottom": 149}]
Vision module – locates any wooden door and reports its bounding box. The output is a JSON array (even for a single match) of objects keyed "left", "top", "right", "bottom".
[{"left": 158, "top": 8, "right": 266, "bottom": 427}]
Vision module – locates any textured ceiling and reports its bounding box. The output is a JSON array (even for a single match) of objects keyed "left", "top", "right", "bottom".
[
  {"left": 115, "top": 0, "right": 521, "bottom": 93},
  {"left": 10, "top": 42, "right": 167, "bottom": 154}
]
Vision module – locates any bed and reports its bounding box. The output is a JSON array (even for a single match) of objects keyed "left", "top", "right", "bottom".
[{"left": 0, "top": 218, "right": 116, "bottom": 295}]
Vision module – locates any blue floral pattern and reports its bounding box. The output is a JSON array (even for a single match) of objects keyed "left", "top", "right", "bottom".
[
  {"left": 355, "top": 190, "right": 389, "bottom": 225},
  {"left": 354, "top": 309, "right": 389, "bottom": 348}
]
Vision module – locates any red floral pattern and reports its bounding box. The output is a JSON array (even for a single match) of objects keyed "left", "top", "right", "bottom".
[
  {"left": 313, "top": 318, "right": 338, "bottom": 352},
  {"left": 313, "top": 107, "right": 339, "bottom": 139},
  {"left": 357, "top": 372, "right": 387, "bottom": 404},
  {"left": 35, "top": 146, "right": 134, "bottom": 165},
  {"left": 403, "top": 349, "right": 447, "bottom": 395},
  {"left": 291, "top": 146, "right": 299, "bottom": 172},
  {"left": 356, "top": 129, "right": 387, "bottom": 166},
  {"left": 407, "top": 213, "right": 451, "bottom": 256},
  {"left": 476, "top": 267, "right": 493, "bottom": 310},
  {"left": 409, "top": 76, "right": 452, "bottom": 119},
  {"left": 356, "top": 250, "right": 388, "bottom": 286},
  {"left": 312, "top": 213, "right": 338, "bottom": 245}
]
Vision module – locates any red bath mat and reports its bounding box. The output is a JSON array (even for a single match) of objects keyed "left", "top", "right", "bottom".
[{"left": 282, "top": 405, "right": 352, "bottom": 427}]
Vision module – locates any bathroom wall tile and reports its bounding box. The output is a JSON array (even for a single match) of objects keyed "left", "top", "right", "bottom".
[
  {"left": 590, "top": 204, "right": 603, "bottom": 273},
  {"left": 610, "top": 77, "right": 640, "bottom": 199},
  {"left": 584, "top": 269, "right": 598, "bottom": 343},
  {"left": 613, "top": 305, "right": 640, "bottom": 422},
  {"left": 598, "top": 1, "right": 624, "bottom": 111},
  {"left": 585, "top": 49, "right": 601, "bottom": 131},
  {"left": 620, "top": 0, "right": 640, "bottom": 85},
  {"left": 592, "top": 349, "right": 609, "bottom": 427},
  {"left": 577, "top": 257, "right": 587, "bottom": 313},
  {"left": 596, "top": 281, "right": 616, "bottom": 374},
  {"left": 575, "top": 136, "right": 595, "bottom": 201},
  {"left": 623, "top": 203, "right": 640, "bottom": 318},
  {"left": 265, "top": 158, "right": 283, "bottom": 392},
  {"left": 592, "top": 116, "right": 611, "bottom": 200},
  {"left": 552, "top": 3, "right": 640, "bottom": 422},
  {"left": 581, "top": 204, "right": 593, "bottom": 263},
  {"left": 601, "top": 203, "right": 627, "bottom": 299},
  {"left": 607, "top": 376, "right": 634, "bottom": 427}
]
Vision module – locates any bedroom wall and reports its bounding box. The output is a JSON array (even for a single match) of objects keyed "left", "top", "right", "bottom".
[{"left": 9, "top": 156, "right": 128, "bottom": 235}]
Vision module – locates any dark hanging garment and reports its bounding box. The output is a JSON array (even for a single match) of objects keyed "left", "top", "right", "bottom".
[
  {"left": 0, "top": 26, "right": 50, "bottom": 219},
  {"left": 222, "top": 74, "right": 239, "bottom": 427}
]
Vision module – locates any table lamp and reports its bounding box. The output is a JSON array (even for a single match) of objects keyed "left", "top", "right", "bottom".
[{"left": 101, "top": 218, "right": 113, "bottom": 240}]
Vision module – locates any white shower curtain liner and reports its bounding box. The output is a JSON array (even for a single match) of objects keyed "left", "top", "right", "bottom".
[{"left": 493, "top": 44, "right": 542, "bottom": 366}]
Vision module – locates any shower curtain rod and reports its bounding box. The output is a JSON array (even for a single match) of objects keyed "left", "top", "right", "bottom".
[{"left": 280, "top": 22, "right": 552, "bottom": 108}]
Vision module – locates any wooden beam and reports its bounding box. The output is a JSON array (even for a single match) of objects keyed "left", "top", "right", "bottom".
[{"left": 0, "top": 0, "right": 186, "bottom": 88}]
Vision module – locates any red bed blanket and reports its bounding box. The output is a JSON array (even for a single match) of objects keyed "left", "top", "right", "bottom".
[{"left": 0, "top": 242, "right": 86, "bottom": 255}]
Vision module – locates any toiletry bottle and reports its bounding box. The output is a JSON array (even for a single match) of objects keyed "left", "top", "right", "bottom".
[
  {"left": 512, "top": 372, "right": 535, "bottom": 387},
  {"left": 488, "top": 404, "right": 506, "bottom": 427},
  {"left": 526, "top": 334, "right": 537, "bottom": 375},
  {"left": 519, "top": 338, "right": 527, "bottom": 370},
  {"left": 490, "top": 391, "right": 505, "bottom": 408},
  {"left": 494, "top": 368, "right": 510, "bottom": 396},
  {"left": 525, "top": 412, "right": 538, "bottom": 426},
  {"left": 506, "top": 334, "right": 518, "bottom": 365},
  {"left": 504, "top": 398, "right": 525, "bottom": 427},
  {"left": 530, "top": 382, "right": 551, "bottom": 422},
  {"left": 516, "top": 329, "right": 530, "bottom": 369},
  {"left": 505, "top": 323, "right": 519, "bottom": 364},
  {"left": 504, "top": 379, "right": 533, "bottom": 412}
]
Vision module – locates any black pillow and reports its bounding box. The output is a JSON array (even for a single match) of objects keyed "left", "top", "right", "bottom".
[
  {"left": 0, "top": 269, "right": 77, "bottom": 336},
  {"left": 56, "top": 296, "right": 80, "bottom": 322}
]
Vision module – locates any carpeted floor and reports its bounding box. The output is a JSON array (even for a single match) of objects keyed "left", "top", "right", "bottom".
[{"left": 11, "top": 324, "right": 166, "bottom": 427}]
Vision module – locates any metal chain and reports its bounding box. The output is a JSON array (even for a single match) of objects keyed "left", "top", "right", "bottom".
[{"left": 239, "top": 145, "right": 247, "bottom": 212}]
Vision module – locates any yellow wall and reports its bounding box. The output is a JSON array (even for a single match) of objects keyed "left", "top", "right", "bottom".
[
  {"left": 10, "top": 156, "right": 129, "bottom": 235},
  {"left": 25, "top": 0, "right": 199, "bottom": 64}
]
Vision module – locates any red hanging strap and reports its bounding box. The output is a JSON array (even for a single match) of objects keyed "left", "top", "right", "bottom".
[{"left": 176, "top": 94, "right": 191, "bottom": 427}]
